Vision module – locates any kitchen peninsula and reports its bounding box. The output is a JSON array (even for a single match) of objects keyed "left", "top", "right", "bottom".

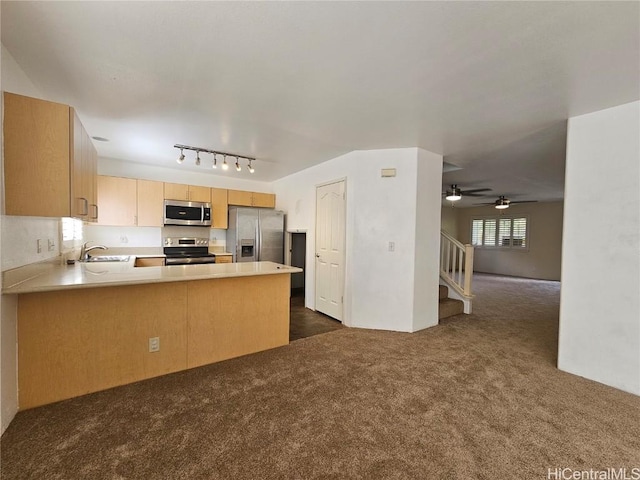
[{"left": 3, "top": 260, "right": 302, "bottom": 409}]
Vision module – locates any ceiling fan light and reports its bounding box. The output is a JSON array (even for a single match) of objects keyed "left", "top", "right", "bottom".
[
  {"left": 495, "top": 203, "right": 509, "bottom": 209},
  {"left": 445, "top": 192, "right": 462, "bottom": 201},
  {"left": 445, "top": 185, "right": 461, "bottom": 201}
]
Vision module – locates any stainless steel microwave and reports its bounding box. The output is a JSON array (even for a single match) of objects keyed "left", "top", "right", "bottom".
[{"left": 164, "top": 199, "right": 212, "bottom": 227}]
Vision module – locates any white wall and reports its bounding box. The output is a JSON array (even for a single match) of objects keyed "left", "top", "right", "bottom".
[
  {"left": 558, "top": 101, "right": 640, "bottom": 395},
  {"left": 413, "top": 150, "right": 444, "bottom": 331},
  {"left": 1, "top": 44, "right": 42, "bottom": 99},
  {"left": 1, "top": 216, "right": 61, "bottom": 271},
  {"left": 440, "top": 205, "right": 459, "bottom": 240},
  {"left": 273, "top": 147, "right": 443, "bottom": 332},
  {"left": 456, "top": 201, "right": 564, "bottom": 281}
]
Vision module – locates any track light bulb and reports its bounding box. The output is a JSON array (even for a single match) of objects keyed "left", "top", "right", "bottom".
[
  {"left": 222, "top": 155, "right": 229, "bottom": 171},
  {"left": 177, "top": 149, "right": 185, "bottom": 164},
  {"left": 248, "top": 160, "right": 255, "bottom": 173},
  {"left": 235, "top": 157, "right": 241, "bottom": 172},
  {"left": 212, "top": 153, "right": 217, "bottom": 169},
  {"left": 195, "top": 151, "right": 201, "bottom": 166}
]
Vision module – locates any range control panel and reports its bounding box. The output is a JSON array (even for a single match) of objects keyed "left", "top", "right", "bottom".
[{"left": 163, "top": 237, "right": 209, "bottom": 247}]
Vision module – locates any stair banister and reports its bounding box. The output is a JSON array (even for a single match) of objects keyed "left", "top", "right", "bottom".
[{"left": 440, "top": 230, "right": 474, "bottom": 298}]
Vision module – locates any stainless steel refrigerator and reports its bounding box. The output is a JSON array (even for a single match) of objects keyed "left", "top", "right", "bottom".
[{"left": 227, "top": 207, "right": 285, "bottom": 263}]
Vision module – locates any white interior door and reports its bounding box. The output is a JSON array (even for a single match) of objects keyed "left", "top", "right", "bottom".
[{"left": 315, "top": 180, "right": 345, "bottom": 321}]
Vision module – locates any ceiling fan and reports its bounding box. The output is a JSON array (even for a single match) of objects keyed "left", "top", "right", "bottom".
[
  {"left": 474, "top": 195, "right": 538, "bottom": 209},
  {"left": 442, "top": 184, "right": 492, "bottom": 201}
]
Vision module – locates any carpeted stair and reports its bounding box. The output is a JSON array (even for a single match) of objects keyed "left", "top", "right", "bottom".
[{"left": 439, "top": 284, "right": 464, "bottom": 320}]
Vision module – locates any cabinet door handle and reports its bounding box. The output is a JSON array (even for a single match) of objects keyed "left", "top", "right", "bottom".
[
  {"left": 78, "top": 197, "right": 88, "bottom": 216},
  {"left": 90, "top": 204, "right": 98, "bottom": 220}
]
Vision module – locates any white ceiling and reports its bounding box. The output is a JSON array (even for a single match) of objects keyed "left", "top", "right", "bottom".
[{"left": 2, "top": 2, "right": 639, "bottom": 201}]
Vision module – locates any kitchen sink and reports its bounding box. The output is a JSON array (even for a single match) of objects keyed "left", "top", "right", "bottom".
[{"left": 86, "top": 255, "right": 131, "bottom": 262}]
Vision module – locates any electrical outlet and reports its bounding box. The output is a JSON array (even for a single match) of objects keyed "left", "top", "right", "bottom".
[
  {"left": 36, "top": 239, "right": 43, "bottom": 253},
  {"left": 48, "top": 238, "right": 55, "bottom": 252},
  {"left": 388, "top": 241, "right": 395, "bottom": 252},
  {"left": 148, "top": 337, "right": 160, "bottom": 353},
  {"left": 120, "top": 236, "right": 128, "bottom": 244}
]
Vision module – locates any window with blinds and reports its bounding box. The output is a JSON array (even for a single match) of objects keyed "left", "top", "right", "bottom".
[{"left": 470, "top": 216, "right": 528, "bottom": 249}]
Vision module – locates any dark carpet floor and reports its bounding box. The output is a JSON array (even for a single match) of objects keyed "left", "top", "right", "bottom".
[{"left": 1, "top": 274, "right": 639, "bottom": 479}]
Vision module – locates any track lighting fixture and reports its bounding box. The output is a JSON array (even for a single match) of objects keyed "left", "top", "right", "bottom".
[{"left": 173, "top": 144, "right": 257, "bottom": 174}]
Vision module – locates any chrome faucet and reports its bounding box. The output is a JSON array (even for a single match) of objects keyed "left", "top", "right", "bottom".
[{"left": 79, "top": 242, "right": 108, "bottom": 262}]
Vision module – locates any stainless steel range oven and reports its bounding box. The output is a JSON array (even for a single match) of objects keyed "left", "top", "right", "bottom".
[{"left": 163, "top": 237, "right": 217, "bottom": 265}]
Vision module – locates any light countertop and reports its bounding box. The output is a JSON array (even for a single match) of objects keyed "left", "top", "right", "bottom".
[{"left": 2, "top": 259, "right": 302, "bottom": 295}]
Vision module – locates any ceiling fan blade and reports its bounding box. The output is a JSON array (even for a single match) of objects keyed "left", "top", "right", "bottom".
[
  {"left": 509, "top": 200, "right": 538, "bottom": 204},
  {"left": 459, "top": 188, "right": 492, "bottom": 194},
  {"left": 462, "top": 192, "right": 491, "bottom": 197},
  {"left": 472, "top": 202, "right": 496, "bottom": 205}
]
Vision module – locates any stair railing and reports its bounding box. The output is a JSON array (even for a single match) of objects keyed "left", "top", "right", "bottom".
[{"left": 440, "top": 231, "right": 474, "bottom": 297}]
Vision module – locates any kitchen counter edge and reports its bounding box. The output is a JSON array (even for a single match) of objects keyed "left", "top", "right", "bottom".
[{"left": 2, "top": 260, "right": 302, "bottom": 295}]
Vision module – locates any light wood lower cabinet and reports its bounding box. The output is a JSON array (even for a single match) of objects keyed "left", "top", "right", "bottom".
[
  {"left": 187, "top": 275, "right": 289, "bottom": 368},
  {"left": 16, "top": 274, "right": 291, "bottom": 409},
  {"left": 18, "top": 283, "right": 188, "bottom": 409},
  {"left": 214, "top": 255, "right": 232, "bottom": 264},
  {"left": 134, "top": 257, "right": 165, "bottom": 267}
]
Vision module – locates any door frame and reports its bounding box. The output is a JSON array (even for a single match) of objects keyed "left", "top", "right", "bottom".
[{"left": 314, "top": 177, "right": 347, "bottom": 323}]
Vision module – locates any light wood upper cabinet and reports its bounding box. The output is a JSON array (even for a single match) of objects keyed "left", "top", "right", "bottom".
[
  {"left": 252, "top": 192, "right": 276, "bottom": 208},
  {"left": 76, "top": 112, "right": 98, "bottom": 221},
  {"left": 97, "top": 176, "right": 137, "bottom": 226},
  {"left": 3, "top": 92, "right": 99, "bottom": 219},
  {"left": 3, "top": 93, "right": 97, "bottom": 220},
  {"left": 164, "top": 183, "right": 210, "bottom": 203},
  {"left": 137, "top": 180, "right": 164, "bottom": 227},
  {"left": 227, "top": 189, "right": 253, "bottom": 207},
  {"left": 228, "top": 189, "right": 276, "bottom": 208},
  {"left": 188, "top": 185, "right": 211, "bottom": 203},
  {"left": 211, "top": 188, "right": 228, "bottom": 229},
  {"left": 164, "top": 182, "right": 189, "bottom": 201}
]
